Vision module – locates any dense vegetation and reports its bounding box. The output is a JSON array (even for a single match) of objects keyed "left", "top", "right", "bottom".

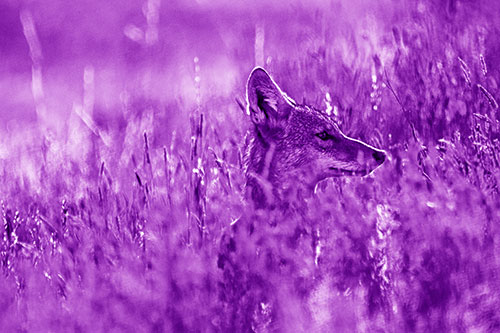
[{"left": 1, "top": 1, "right": 499, "bottom": 331}]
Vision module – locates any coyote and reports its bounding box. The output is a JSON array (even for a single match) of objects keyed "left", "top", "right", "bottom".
[{"left": 244, "top": 67, "right": 386, "bottom": 208}]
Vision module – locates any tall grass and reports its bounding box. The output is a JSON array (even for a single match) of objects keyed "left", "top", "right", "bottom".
[{"left": 1, "top": 1, "right": 500, "bottom": 332}]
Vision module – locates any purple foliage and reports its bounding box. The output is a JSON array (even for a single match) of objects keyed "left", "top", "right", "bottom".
[{"left": 1, "top": 0, "right": 500, "bottom": 332}]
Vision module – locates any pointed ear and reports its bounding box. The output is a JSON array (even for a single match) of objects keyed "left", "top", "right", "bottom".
[{"left": 246, "top": 67, "right": 294, "bottom": 126}]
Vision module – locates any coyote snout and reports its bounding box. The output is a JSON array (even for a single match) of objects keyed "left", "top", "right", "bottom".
[{"left": 244, "top": 67, "right": 386, "bottom": 207}]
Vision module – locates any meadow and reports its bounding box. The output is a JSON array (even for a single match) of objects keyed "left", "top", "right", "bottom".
[{"left": 1, "top": 0, "right": 500, "bottom": 331}]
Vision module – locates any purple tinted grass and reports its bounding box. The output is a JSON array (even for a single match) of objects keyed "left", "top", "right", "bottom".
[{"left": 1, "top": 1, "right": 500, "bottom": 332}]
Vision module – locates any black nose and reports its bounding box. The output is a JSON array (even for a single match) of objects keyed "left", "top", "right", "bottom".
[{"left": 372, "top": 151, "right": 386, "bottom": 165}]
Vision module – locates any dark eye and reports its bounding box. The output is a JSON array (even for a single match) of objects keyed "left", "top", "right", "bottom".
[{"left": 316, "top": 131, "right": 330, "bottom": 141}]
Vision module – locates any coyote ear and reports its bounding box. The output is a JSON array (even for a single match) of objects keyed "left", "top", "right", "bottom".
[{"left": 246, "top": 67, "right": 293, "bottom": 126}]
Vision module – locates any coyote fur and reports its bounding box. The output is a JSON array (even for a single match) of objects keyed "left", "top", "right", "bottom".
[{"left": 244, "top": 67, "right": 386, "bottom": 208}]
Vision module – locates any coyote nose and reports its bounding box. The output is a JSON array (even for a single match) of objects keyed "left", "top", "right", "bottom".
[{"left": 372, "top": 151, "right": 386, "bottom": 165}]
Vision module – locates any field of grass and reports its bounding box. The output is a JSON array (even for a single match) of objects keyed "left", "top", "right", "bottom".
[{"left": 1, "top": 0, "right": 500, "bottom": 331}]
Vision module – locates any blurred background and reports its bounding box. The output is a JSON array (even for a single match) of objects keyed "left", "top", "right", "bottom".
[
  {"left": 4, "top": 0, "right": 491, "bottom": 133},
  {"left": 1, "top": 0, "right": 497, "bottom": 143},
  {"left": 2, "top": 0, "right": 500, "bottom": 331}
]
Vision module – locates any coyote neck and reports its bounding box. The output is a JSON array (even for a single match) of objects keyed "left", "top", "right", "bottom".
[
  {"left": 244, "top": 129, "right": 306, "bottom": 210},
  {"left": 244, "top": 129, "right": 279, "bottom": 209}
]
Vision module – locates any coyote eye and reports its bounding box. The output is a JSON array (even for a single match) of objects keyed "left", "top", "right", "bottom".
[{"left": 316, "top": 131, "right": 330, "bottom": 141}]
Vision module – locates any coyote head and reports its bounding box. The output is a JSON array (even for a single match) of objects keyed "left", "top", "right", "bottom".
[{"left": 244, "top": 67, "right": 386, "bottom": 207}]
